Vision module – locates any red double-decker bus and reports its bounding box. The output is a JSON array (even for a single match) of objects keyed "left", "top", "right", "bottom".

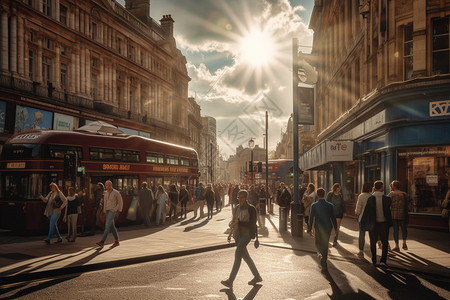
[{"left": 0, "top": 129, "right": 199, "bottom": 233}]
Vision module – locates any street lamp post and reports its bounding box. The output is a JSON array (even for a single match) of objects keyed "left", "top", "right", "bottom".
[{"left": 248, "top": 138, "right": 255, "bottom": 185}]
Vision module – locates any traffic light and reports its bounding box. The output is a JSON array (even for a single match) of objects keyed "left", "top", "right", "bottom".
[
  {"left": 64, "top": 153, "right": 76, "bottom": 179},
  {"left": 257, "top": 162, "right": 263, "bottom": 172},
  {"left": 249, "top": 161, "right": 253, "bottom": 172},
  {"left": 290, "top": 166, "right": 294, "bottom": 178}
]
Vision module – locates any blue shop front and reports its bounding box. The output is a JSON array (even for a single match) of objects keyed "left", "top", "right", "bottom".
[{"left": 301, "top": 79, "right": 450, "bottom": 229}]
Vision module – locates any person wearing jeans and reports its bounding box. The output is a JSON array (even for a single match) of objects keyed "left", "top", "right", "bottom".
[
  {"left": 96, "top": 180, "right": 123, "bottom": 248},
  {"left": 355, "top": 182, "right": 372, "bottom": 257},
  {"left": 40, "top": 182, "right": 67, "bottom": 244},
  {"left": 388, "top": 180, "right": 409, "bottom": 251},
  {"left": 221, "top": 190, "right": 262, "bottom": 288}
]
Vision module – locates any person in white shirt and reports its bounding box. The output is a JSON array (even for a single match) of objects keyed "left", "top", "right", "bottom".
[{"left": 96, "top": 180, "right": 123, "bottom": 248}]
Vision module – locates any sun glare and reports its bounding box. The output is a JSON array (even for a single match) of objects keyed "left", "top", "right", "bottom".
[{"left": 239, "top": 30, "right": 276, "bottom": 67}]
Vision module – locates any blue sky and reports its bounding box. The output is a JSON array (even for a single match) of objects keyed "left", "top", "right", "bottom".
[{"left": 118, "top": 0, "right": 315, "bottom": 158}]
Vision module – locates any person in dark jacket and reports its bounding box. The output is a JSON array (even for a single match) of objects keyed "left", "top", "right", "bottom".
[
  {"left": 168, "top": 184, "right": 179, "bottom": 222},
  {"left": 179, "top": 185, "right": 191, "bottom": 219},
  {"left": 64, "top": 186, "right": 82, "bottom": 242},
  {"left": 138, "top": 182, "right": 154, "bottom": 227},
  {"left": 308, "top": 188, "right": 337, "bottom": 272},
  {"left": 326, "top": 183, "right": 346, "bottom": 246},
  {"left": 277, "top": 182, "right": 292, "bottom": 215},
  {"left": 221, "top": 189, "right": 262, "bottom": 288},
  {"left": 365, "top": 180, "right": 392, "bottom": 267},
  {"left": 205, "top": 184, "right": 215, "bottom": 219},
  {"left": 90, "top": 182, "right": 105, "bottom": 234}
]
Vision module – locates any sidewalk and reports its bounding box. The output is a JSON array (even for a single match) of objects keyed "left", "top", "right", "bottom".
[{"left": 1, "top": 203, "right": 449, "bottom": 285}]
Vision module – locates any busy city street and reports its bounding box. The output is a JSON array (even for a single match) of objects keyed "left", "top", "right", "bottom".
[
  {"left": 1, "top": 203, "right": 449, "bottom": 299},
  {"left": 1, "top": 0, "right": 450, "bottom": 299}
]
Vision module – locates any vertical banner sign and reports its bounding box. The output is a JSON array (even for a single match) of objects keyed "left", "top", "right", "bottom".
[{"left": 297, "top": 86, "right": 314, "bottom": 125}]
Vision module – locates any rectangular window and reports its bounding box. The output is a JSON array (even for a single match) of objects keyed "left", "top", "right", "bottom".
[
  {"left": 43, "top": 37, "right": 52, "bottom": 49},
  {"left": 432, "top": 17, "right": 450, "bottom": 75},
  {"left": 192, "top": 159, "right": 198, "bottom": 167},
  {"left": 91, "top": 74, "right": 97, "bottom": 97},
  {"left": 180, "top": 158, "right": 190, "bottom": 166},
  {"left": 60, "top": 64, "right": 67, "bottom": 90},
  {"left": 122, "top": 150, "right": 140, "bottom": 162},
  {"left": 146, "top": 152, "right": 164, "bottom": 164},
  {"left": 166, "top": 155, "right": 179, "bottom": 165},
  {"left": 118, "top": 38, "right": 122, "bottom": 54},
  {"left": 42, "top": 0, "right": 52, "bottom": 16},
  {"left": 404, "top": 24, "right": 413, "bottom": 80},
  {"left": 91, "top": 58, "right": 99, "bottom": 68},
  {"left": 60, "top": 4, "right": 67, "bottom": 25},
  {"left": 89, "top": 148, "right": 139, "bottom": 162},
  {"left": 42, "top": 56, "right": 52, "bottom": 84},
  {"left": 28, "top": 50, "right": 34, "bottom": 79},
  {"left": 92, "top": 22, "right": 97, "bottom": 41},
  {"left": 47, "top": 145, "right": 83, "bottom": 159}
]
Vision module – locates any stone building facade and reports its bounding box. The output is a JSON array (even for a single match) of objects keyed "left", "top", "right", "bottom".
[
  {"left": 0, "top": 0, "right": 197, "bottom": 149},
  {"left": 302, "top": 0, "right": 450, "bottom": 228}
]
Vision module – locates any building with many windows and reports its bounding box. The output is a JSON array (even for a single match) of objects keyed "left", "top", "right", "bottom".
[
  {"left": 199, "top": 116, "right": 218, "bottom": 184},
  {"left": 0, "top": 0, "right": 198, "bottom": 151},
  {"left": 302, "top": 0, "right": 450, "bottom": 228}
]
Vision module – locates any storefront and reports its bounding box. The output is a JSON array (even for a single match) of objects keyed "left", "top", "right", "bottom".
[
  {"left": 300, "top": 140, "right": 356, "bottom": 204},
  {"left": 397, "top": 146, "right": 449, "bottom": 214}
]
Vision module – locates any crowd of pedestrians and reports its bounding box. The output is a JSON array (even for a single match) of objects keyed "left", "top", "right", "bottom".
[
  {"left": 39, "top": 176, "right": 428, "bottom": 280},
  {"left": 272, "top": 179, "right": 414, "bottom": 272}
]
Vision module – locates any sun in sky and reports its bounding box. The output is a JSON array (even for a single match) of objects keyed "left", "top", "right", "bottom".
[{"left": 239, "top": 29, "right": 277, "bottom": 67}]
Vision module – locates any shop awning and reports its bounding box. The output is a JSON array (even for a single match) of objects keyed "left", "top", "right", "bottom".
[{"left": 300, "top": 140, "right": 354, "bottom": 170}]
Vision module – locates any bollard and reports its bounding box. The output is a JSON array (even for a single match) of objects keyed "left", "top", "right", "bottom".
[
  {"left": 279, "top": 207, "right": 287, "bottom": 231},
  {"left": 259, "top": 198, "right": 266, "bottom": 215}
]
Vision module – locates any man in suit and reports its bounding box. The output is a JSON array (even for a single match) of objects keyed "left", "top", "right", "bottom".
[
  {"left": 308, "top": 188, "right": 337, "bottom": 272},
  {"left": 366, "top": 180, "right": 392, "bottom": 267}
]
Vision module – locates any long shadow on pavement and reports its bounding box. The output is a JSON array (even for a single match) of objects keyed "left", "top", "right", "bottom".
[
  {"left": 220, "top": 284, "right": 262, "bottom": 300},
  {"left": 183, "top": 218, "right": 210, "bottom": 232},
  {"left": 332, "top": 241, "right": 447, "bottom": 299},
  {"left": 0, "top": 274, "right": 79, "bottom": 299}
]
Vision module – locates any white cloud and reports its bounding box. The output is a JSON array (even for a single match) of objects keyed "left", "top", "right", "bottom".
[{"left": 120, "top": 0, "right": 313, "bottom": 157}]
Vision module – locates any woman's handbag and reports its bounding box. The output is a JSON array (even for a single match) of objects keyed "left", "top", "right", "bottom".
[
  {"left": 441, "top": 208, "right": 449, "bottom": 218},
  {"left": 99, "top": 210, "right": 106, "bottom": 224},
  {"left": 52, "top": 195, "right": 63, "bottom": 209},
  {"left": 254, "top": 236, "right": 260, "bottom": 248}
]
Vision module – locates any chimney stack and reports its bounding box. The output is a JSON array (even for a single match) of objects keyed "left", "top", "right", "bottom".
[
  {"left": 160, "top": 15, "right": 174, "bottom": 37},
  {"left": 125, "top": 0, "right": 150, "bottom": 23}
]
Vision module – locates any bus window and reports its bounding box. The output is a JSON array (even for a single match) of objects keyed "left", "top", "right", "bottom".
[
  {"left": 47, "top": 145, "right": 83, "bottom": 159},
  {"left": 114, "top": 176, "right": 139, "bottom": 195},
  {"left": 180, "top": 158, "right": 190, "bottom": 166},
  {"left": 166, "top": 155, "right": 179, "bottom": 165},
  {"left": 192, "top": 159, "right": 198, "bottom": 167},
  {"left": 122, "top": 150, "right": 140, "bottom": 162},
  {"left": 146, "top": 152, "right": 164, "bottom": 164},
  {"left": 1, "top": 144, "right": 41, "bottom": 159},
  {"left": 1, "top": 173, "right": 48, "bottom": 200}
]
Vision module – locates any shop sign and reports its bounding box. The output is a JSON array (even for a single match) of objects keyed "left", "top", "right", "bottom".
[
  {"left": 326, "top": 141, "right": 353, "bottom": 161},
  {"left": 429, "top": 100, "right": 450, "bottom": 117},
  {"left": 426, "top": 174, "right": 439, "bottom": 186},
  {"left": 53, "top": 113, "right": 74, "bottom": 131}
]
